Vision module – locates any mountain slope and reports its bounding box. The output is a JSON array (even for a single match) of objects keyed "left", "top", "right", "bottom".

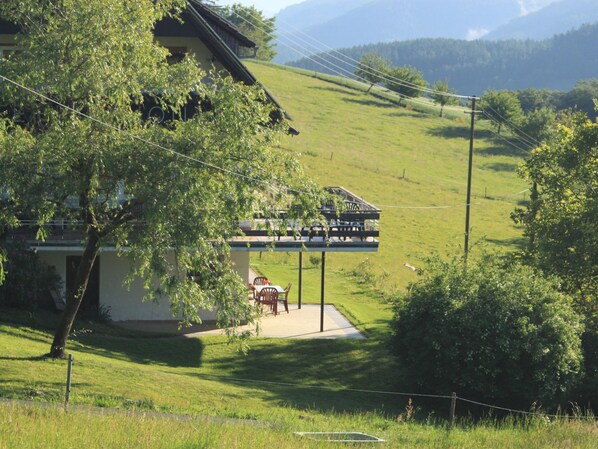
[
  {"left": 287, "top": 23, "right": 598, "bottom": 94},
  {"left": 274, "top": 0, "right": 560, "bottom": 62},
  {"left": 484, "top": 0, "right": 598, "bottom": 40}
]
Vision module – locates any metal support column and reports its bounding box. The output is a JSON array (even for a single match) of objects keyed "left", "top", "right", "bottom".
[
  {"left": 320, "top": 251, "right": 326, "bottom": 332},
  {"left": 298, "top": 252, "right": 303, "bottom": 309}
]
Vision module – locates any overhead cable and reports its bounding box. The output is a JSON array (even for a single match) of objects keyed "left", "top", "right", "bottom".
[{"left": 227, "top": 8, "right": 469, "bottom": 114}]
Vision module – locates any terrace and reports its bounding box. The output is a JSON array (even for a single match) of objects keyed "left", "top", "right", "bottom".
[
  {"left": 232, "top": 186, "right": 380, "bottom": 252},
  {"left": 7, "top": 187, "right": 380, "bottom": 252}
]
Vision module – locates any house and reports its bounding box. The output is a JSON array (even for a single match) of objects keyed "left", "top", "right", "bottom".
[{"left": 1, "top": 1, "right": 380, "bottom": 325}]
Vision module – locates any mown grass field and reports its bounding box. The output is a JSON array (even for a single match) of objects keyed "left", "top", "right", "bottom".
[
  {"left": 2, "top": 63, "right": 593, "bottom": 447},
  {"left": 245, "top": 60, "right": 529, "bottom": 290}
]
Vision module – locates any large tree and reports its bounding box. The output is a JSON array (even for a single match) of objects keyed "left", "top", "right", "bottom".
[
  {"left": 0, "top": 0, "right": 321, "bottom": 358},
  {"left": 219, "top": 4, "right": 276, "bottom": 61},
  {"left": 512, "top": 109, "right": 597, "bottom": 404},
  {"left": 513, "top": 111, "right": 597, "bottom": 309}
]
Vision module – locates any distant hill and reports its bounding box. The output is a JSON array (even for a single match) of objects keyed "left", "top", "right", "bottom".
[
  {"left": 274, "top": 0, "right": 560, "bottom": 63},
  {"left": 286, "top": 23, "right": 598, "bottom": 94},
  {"left": 275, "top": 0, "right": 372, "bottom": 31},
  {"left": 484, "top": 0, "right": 598, "bottom": 40}
]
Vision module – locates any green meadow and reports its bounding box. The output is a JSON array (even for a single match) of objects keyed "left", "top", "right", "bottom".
[{"left": 246, "top": 60, "right": 528, "bottom": 289}]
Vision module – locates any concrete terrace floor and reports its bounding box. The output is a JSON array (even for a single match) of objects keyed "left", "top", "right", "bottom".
[
  {"left": 118, "top": 304, "right": 365, "bottom": 340},
  {"left": 194, "top": 304, "right": 365, "bottom": 339}
]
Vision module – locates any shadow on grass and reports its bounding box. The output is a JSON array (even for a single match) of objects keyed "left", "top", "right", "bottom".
[
  {"left": 308, "top": 85, "right": 360, "bottom": 97},
  {"left": 479, "top": 142, "right": 530, "bottom": 158},
  {"left": 385, "top": 110, "right": 429, "bottom": 120},
  {"left": 485, "top": 236, "right": 528, "bottom": 249},
  {"left": 427, "top": 126, "right": 494, "bottom": 140},
  {"left": 344, "top": 96, "right": 397, "bottom": 109},
  {"left": 0, "top": 312, "right": 204, "bottom": 368},
  {"left": 73, "top": 334, "right": 204, "bottom": 368},
  {"left": 484, "top": 162, "right": 518, "bottom": 172},
  {"left": 196, "top": 337, "right": 401, "bottom": 416}
]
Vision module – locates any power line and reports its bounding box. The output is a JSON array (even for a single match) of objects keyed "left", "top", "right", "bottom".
[
  {"left": 274, "top": 15, "right": 469, "bottom": 100},
  {"left": 227, "top": 8, "right": 469, "bottom": 113},
  {"left": 229, "top": 6, "right": 546, "bottom": 153},
  {"left": 481, "top": 111, "right": 535, "bottom": 154},
  {"left": 1, "top": 72, "right": 526, "bottom": 212},
  {"left": 0, "top": 73, "right": 303, "bottom": 197},
  {"left": 482, "top": 104, "right": 542, "bottom": 148},
  {"left": 374, "top": 189, "right": 530, "bottom": 210}
]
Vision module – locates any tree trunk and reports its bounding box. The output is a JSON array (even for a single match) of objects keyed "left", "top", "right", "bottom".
[
  {"left": 366, "top": 83, "right": 374, "bottom": 94},
  {"left": 48, "top": 232, "right": 100, "bottom": 358}
]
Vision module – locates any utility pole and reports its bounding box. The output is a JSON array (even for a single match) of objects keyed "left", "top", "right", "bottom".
[{"left": 464, "top": 97, "right": 479, "bottom": 260}]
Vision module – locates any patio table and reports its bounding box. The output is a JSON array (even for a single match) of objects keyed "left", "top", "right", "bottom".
[{"left": 255, "top": 285, "right": 285, "bottom": 294}]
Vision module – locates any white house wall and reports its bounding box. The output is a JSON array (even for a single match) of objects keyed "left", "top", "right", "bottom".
[{"left": 36, "top": 249, "right": 250, "bottom": 322}]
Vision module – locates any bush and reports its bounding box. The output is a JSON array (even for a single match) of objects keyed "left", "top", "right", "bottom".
[
  {"left": 0, "top": 243, "right": 62, "bottom": 309},
  {"left": 391, "top": 254, "right": 584, "bottom": 409}
]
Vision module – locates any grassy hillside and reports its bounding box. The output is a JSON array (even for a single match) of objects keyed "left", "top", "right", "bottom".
[
  {"left": 246, "top": 60, "right": 528, "bottom": 291},
  {"left": 1, "top": 317, "right": 595, "bottom": 449}
]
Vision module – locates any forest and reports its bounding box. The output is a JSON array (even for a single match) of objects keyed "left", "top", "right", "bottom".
[{"left": 287, "top": 23, "right": 598, "bottom": 95}]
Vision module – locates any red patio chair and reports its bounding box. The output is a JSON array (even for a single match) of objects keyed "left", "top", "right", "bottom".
[
  {"left": 257, "top": 287, "right": 278, "bottom": 315},
  {"left": 278, "top": 283, "right": 291, "bottom": 314},
  {"left": 253, "top": 276, "right": 269, "bottom": 285}
]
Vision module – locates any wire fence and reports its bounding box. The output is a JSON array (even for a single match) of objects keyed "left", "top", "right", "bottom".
[{"left": 192, "top": 373, "right": 596, "bottom": 421}]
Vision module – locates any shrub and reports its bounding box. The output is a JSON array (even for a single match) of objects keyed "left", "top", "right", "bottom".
[
  {"left": 391, "top": 254, "right": 583, "bottom": 409},
  {"left": 0, "top": 243, "right": 62, "bottom": 309}
]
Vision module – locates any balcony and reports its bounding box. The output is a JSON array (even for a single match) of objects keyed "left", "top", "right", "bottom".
[
  {"left": 6, "top": 187, "right": 380, "bottom": 253},
  {"left": 230, "top": 187, "right": 380, "bottom": 252}
]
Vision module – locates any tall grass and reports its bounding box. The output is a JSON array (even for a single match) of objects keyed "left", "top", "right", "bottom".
[{"left": 1, "top": 401, "right": 595, "bottom": 449}]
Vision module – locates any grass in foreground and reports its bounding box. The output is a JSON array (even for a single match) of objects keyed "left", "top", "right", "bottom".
[{"left": 1, "top": 401, "right": 595, "bottom": 449}]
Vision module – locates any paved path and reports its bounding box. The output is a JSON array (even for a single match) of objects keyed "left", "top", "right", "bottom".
[{"left": 187, "top": 303, "right": 365, "bottom": 339}]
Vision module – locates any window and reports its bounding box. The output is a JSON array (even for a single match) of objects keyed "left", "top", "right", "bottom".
[{"left": 165, "top": 46, "right": 187, "bottom": 65}]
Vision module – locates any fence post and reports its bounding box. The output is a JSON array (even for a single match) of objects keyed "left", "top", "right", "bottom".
[
  {"left": 449, "top": 392, "right": 457, "bottom": 429},
  {"left": 64, "top": 353, "right": 73, "bottom": 409}
]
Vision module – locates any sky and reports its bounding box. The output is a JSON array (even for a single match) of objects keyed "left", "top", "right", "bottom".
[
  {"left": 217, "top": 0, "right": 303, "bottom": 16},
  {"left": 216, "top": 0, "right": 561, "bottom": 18}
]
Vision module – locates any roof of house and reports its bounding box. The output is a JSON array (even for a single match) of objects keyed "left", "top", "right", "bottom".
[
  {"left": 0, "top": 1, "right": 293, "bottom": 124},
  {"left": 183, "top": 1, "right": 293, "bottom": 123}
]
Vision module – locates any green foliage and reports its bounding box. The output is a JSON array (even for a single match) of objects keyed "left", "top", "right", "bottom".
[
  {"left": 561, "top": 79, "right": 598, "bottom": 121},
  {"left": 385, "top": 65, "right": 427, "bottom": 102},
  {"left": 430, "top": 80, "right": 459, "bottom": 117},
  {"left": 518, "top": 107, "right": 556, "bottom": 144},
  {"left": 480, "top": 89, "right": 524, "bottom": 134},
  {"left": 517, "top": 88, "right": 564, "bottom": 113},
  {"left": 513, "top": 113, "right": 598, "bottom": 404},
  {"left": 354, "top": 53, "right": 390, "bottom": 93},
  {"left": 0, "top": 0, "right": 321, "bottom": 356},
  {"left": 219, "top": 4, "right": 276, "bottom": 61},
  {"left": 514, "top": 113, "right": 597, "bottom": 304},
  {"left": 0, "top": 243, "right": 61, "bottom": 308},
  {"left": 391, "top": 254, "right": 583, "bottom": 408}
]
